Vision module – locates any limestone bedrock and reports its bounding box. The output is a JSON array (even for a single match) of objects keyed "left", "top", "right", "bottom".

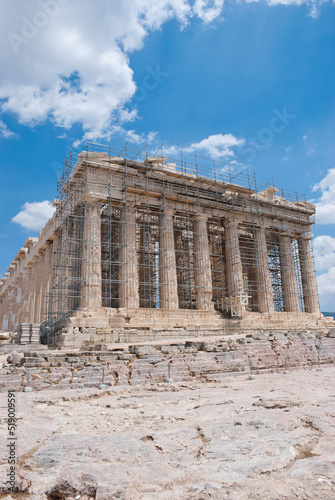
[{"left": 0, "top": 366, "right": 334, "bottom": 499}]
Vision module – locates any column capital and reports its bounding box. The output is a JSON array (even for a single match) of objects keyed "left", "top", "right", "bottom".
[
  {"left": 195, "top": 213, "right": 209, "bottom": 222},
  {"left": 122, "top": 202, "right": 137, "bottom": 213},
  {"left": 163, "top": 208, "right": 175, "bottom": 216},
  {"left": 278, "top": 232, "right": 293, "bottom": 239},
  {"left": 299, "top": 231, "right": 313, "bottom": 241},
  {"left": 85, "top": 196, "right": 101, "bottom": 205},
  {"left": 225, "top": 216, "right": 239, "bottom": 228}
]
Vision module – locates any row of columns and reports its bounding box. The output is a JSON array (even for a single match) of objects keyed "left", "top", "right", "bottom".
[
  {"left": 81, "top": 202, "right": 320, "bottom": 314},
  {"left": 27, "top": 242, "right": 54, "bottom": 324},
  {"left": 0, "top": 240, "right": 54, "bottom": 331}
]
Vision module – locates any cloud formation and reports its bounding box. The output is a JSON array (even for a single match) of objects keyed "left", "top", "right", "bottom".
[
  {"left": 313, "top": 235, "right": 335, "bottom": 271},
  {"left": 12, "top": 201, "right": 56, "bottom": 231},
  {"left": 0, "top": 120, "right": 14, "bottom": 138},
  {"left": 185, "top": 133, "right": 245, "bottom": 158},
  {"left": 163, "top": 133, "right": 245, "bottom": 159},
  {"left": 312, "top": 168, "right": 335, "bottom": 224},
  {"left": 0, "top": 0, "right": 329, "bottom": 142},
  {"left": 317, "top": 266, "right": 335, "bottom": 310}
]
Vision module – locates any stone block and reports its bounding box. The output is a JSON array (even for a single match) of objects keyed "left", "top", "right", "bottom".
[
  {"left": 160, "top": 345, "right": 181, "bottom": 354},
  {"left": 129, "top": 345, "right": 158, "bottom": 356}
]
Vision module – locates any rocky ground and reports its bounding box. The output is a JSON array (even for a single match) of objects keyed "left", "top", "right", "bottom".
[{"left": 0, "top": 365, "right": 334, "bottom": 499}]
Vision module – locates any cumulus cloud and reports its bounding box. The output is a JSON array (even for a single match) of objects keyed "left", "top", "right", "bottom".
[
  {"left": 313, "top": 235, "right": 335, "bottom": 271},
  {"left": 317, "top": 267, "right": 335, "bottom": 309},
  {"left": 312, "top": 168, "right": 335, "bottom": 224},
  {"left": 0, "top": 0, "right": 190, "bottom": 141},
  {"left": 12, "top": 201, "right": 56, "bottom": 231},
  {"left": 193, "top": 0, "right": 225, "bottom": 23},
  {"left": 0, "top": 120, "right": 15, "bottom": 138},
  {"left": 0, "top": 0, "right": 330, "bottom": 142},
  {"left": 185, "top": 133, "right": 245, "bottom": 158},
  {"left": 163, "top": 133, "right": 245, "bottom": 159}
]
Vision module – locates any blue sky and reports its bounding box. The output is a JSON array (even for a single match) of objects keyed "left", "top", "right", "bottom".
[{"left": 1, "top": 0, "right": 335, "bottom": 309}]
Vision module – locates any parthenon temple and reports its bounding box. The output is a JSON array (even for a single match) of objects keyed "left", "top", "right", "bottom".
[{"left": 0, "top": 143, "right": 329, "bottom": 347}]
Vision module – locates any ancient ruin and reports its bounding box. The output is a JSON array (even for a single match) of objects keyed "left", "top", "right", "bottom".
[{"left": 0, "top": 142, "right": 330, "bottom": 347}]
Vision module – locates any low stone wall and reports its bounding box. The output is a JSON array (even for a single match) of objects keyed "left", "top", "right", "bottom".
[
  {"left": 1, "top": 332, "right": 334, "bottom": 392},
  {"left": 55, "top": 315, "right": 334, "bottom": 347}
]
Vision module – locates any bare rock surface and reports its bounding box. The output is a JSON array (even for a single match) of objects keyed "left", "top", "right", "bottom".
[{"left": 0, "top": 366, "right": 334, "bottom": 499}]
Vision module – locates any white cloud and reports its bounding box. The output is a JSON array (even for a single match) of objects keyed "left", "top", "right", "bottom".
[
  {"left": 0, "top": 0, "right": 330, "bottom": 142},
  {"left": 193, "top": 0, "right": 225, "bottom": 23},
  {"left": 163, "top": 133, "right": 245, "bottom": 159},
  {"left": 124, "top": 129, "right": 158, "bottom": 145},
  {"left": 310, "top": 172, "right": 335, "bottom": 309},
  {"left": 267, "top": 0, "right": 303, "bottom": 5},
  {"left": 12, "top": 201, "right": 55, "bottom": 231},
  {"left": 0, "top": 120, "right": 15, "bottom": 138},
  {"left": 313, "top": 235, "right": 335, "bottom": 271},
  {"left": 311, "top": 168, "right": 335, "bottom": 224},
  {"left": 0, "top": 1, "right": 193, "bottom": 141},
  {"left": 309, "top": 4, "right": 318, "bottom": 18},
  {"left": 186, "top": 133, "right": 245, "bottom": 158},
  {"left": 149, "top": 132, "right": 245, "bottom": 158},
  {"left": 317, "top": 267, "right": 335, "bottom": 310}
]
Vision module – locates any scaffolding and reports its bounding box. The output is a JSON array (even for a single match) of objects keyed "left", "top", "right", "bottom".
[{"left": 45, "top": 141, "right": 318, "bottom": 340}]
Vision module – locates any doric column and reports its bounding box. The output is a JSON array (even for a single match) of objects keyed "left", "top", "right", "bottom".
[
  {"left": 81, "top": 202, "right": 102, "bottom": 309},
  {"left": 20, "top": 269, "right": 29, "bottom": 323},
  {"left": 193, "top": 214, "right": 214, "bottom": 310},
  {"left": 225, "top": 217, "right": 244, "bottom": 297},
  {"left": 33, "top": 252, "right": 45, "bottom": 323},
  {"left": 48, "top": 231, "right": 61, "bottom": 321},
  {"left": 6, "top": 286, "right": 13, "bottom": 331},
  {"left": 40, "top": 243, "right": 53, "bottom": 323},
  {"left": 255, "top": 227, "right": 274, "bottom": 313},
  {"left": 279, "top": 234, "right": 300, "bottom": 312},
  {"left": 27, "top": 266, "right": 36, "bottom": 323},
  {"left": 119, "top": 204, "right": 139, "bottom": 309},
  {"left": 298, "top": 237, "right": 320, "bottom": 314},
  {"left": 15, "top": 274, "right": 23, "bottom": 325},
  {"left": 209, "top": 236, "right": 225, "bottom": 308},
  {"left": 159, "top": 209, "right": 179, "bottom": 309}
]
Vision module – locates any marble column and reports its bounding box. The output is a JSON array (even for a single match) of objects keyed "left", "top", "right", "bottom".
[
  {"left": 34, "top": 252, "right": 45, "bottom": 323},
  {"left": 279, "top": 234, "right": 300, "bottom": 312},
  {"left": 119, "top": 204, "right": 139, "bottom": 309},
  {"left": 159, "top": 209, "right": 179, "bottom": 309},
  {"left": 27, "top": 266, "right": 36, "bottom": 323},
  {"left": 40, "top": 243, "right": 53, "bottom": 322},
  {"left": 225, "top": 218, "right": 244, "bottom": 297},
  {"left": 7, "top": 286, "right": 14, "bottom": 332},
  {"left": 81, "top": 202, "right": 102, "bottom": 308},
  {"left": 210, "top": 236, "right": 225, "bottom": 308},
  {"left": 20, "top": 269, "right": 30, "bottom": 323},
  {"left": 193, "top": 214, "right": 214, "bottom": 310},
  {"left": 255, "top": 226, "right": 274, "bottom": 313},
  {"left": 15, "top": 274, "right": 23, "bottom": 325},
  {"left": 298, "top": 237, "right": 320, "bottom": 314},
  {"left": 49, "top": 232, "right": 61, "bottom": 320}
]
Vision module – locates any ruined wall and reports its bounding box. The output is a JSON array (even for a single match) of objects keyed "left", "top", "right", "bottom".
[
  {"left": 0, "top": 215, "right": 55, "bottom": 332},
  {"left": 1, "top": 332, "right": 334, "bottom": 392}
]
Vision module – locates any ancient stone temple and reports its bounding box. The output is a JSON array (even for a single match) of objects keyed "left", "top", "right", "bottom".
[{"left": 0, "top": 143, "right": 329, "bottom": 347}]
